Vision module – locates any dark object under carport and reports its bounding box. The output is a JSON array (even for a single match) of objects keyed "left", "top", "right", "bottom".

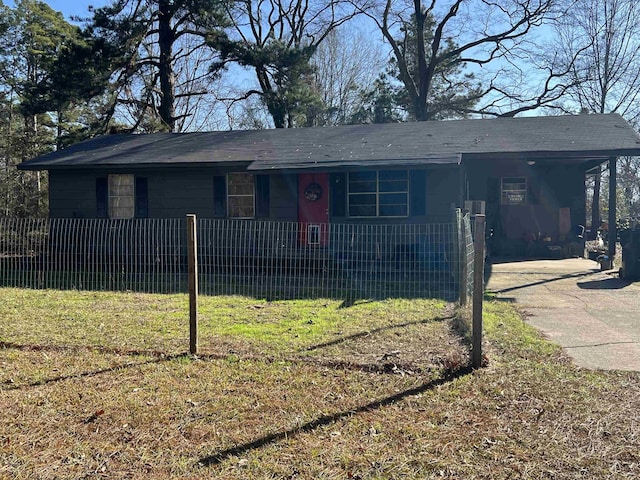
[{"left": 619, "top": 229, "right": 640, "bottom": 280}]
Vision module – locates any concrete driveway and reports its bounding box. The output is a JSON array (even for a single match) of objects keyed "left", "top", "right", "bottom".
[{"left": 486, "top": 258, "right": 640, "bottom": 371}]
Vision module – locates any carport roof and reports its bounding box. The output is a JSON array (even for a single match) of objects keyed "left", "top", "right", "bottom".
[{"left": 18, "top": 113, "right": 640, "bottom": 171}]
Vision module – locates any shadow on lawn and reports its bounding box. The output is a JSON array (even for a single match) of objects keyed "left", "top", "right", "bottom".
[
  {"left": 197, "top": 365, "right": 474, "bottom": 468},
  {"left": 0, "top": 341, "right": 440, "bottom": 391},
  {"left": 0, "top": 341, "right": 188, "bottom": 391}
]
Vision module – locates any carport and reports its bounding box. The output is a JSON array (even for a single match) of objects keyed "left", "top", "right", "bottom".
[{"left": 486, "top": 258, "right": 640, "bottom": 371}]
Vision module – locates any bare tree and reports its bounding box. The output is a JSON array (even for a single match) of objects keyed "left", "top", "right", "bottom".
[
  {"left": 557, "top": 0, "right": 640, "bottom": 122},
  {"left": 556, "top": 0, "right": 640, "bottom": 229},
  {"left": 353, "top": 0, "right": 576, "bottom": 120},
  {"left": 619, "top": 156, "right": 640, "bottom": 222},
  {"left": 308, "top": 27, "right": 385, "bottom": 125}
]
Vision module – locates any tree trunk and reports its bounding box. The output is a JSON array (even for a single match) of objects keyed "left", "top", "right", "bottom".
[
  {"left": 256, "top": 67, "right": 287, "bottom": 128},
  {"left": 158, "top": 0, "right": 176, "bottom": 132},
  {"left": 414, "top": 2, "right": 429, "bottom": 121}
]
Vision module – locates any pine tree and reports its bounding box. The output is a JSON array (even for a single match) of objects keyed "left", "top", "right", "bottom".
[{"left": 88, "top": 0, "right": 228, "bottom": 132}]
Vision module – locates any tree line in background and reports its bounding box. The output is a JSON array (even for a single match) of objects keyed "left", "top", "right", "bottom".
[{"left": 0, "top": 0, "right": 639, "bottom": 221}]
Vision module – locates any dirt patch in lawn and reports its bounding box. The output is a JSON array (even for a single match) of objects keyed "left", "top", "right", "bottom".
[{"left": 299, "top": 311, "right": 468, "bottom": 374}]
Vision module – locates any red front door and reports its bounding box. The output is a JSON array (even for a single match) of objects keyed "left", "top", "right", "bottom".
[{"left": 298, "top": 173, "right": 329, "bottom": 245}]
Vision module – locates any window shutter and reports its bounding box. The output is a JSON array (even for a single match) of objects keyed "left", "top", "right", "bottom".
[
  {"left": 255, "top": 175, "right": 270, "bottom": 218},
  {"left": 409, "top": 170, "right": 427, "bottom": 216},
  {"left": 213, "top": 175, "right": 226, "bottom": 217},
  {"left": 329, "top": 172, "right": 346, "bottom": 217},
  {"left": 135, "top": 177, "right": 148, "bottom": 218},
  {"left": 96, "top": 177, "right": 108, "bottom": 218}
]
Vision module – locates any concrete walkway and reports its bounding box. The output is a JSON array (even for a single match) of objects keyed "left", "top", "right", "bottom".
[{"left": 486, "top": 258, "right": 640, "bottom": 372}]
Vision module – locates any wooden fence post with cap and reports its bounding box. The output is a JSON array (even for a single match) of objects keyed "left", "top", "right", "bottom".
[{"left": 187, "top": 214, "right": 198, "bottom": 355}]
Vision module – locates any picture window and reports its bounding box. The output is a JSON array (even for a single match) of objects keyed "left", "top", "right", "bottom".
[{"left": 348, "top": 170, "right": 408, "bottom": 217}]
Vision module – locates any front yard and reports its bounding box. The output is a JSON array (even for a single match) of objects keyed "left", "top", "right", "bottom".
[{"left": 0, "top": 289, "right": 638, "bottom": 479}]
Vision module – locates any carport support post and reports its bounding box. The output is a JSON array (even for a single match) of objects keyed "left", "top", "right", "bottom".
[
  {"left": 187, "top": 214, "right": 198, "bottom": 355},
  {"left": 608, "top": 157, "right": 617, "bottom": 263},
  {"left": 472, "top": 214, "right": 486, "bottom": 369}
]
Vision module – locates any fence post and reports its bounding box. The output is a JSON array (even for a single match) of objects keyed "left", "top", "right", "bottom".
[
  {"left": 472, "top": 214, "right": 486, "bottom": 369},
  {"left": 187, "top": 214, "right": 198, "bottom": 355}
]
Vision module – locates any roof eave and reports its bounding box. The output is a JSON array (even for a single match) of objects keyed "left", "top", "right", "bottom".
[
  {"left": 17, "top": 161, "right": 253, "bottom": 171},
  {"left": 462, "top": 148, "right": 640, "bottom": 162}
]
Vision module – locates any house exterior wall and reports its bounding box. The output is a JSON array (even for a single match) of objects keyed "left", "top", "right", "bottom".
[
  {"left": 48, "top": 169, "right": 296, "bottom": 220},
  {"left": 49, "top": 168, "right": 217, "bottom": 218},
  {"left": 49, "top": 170, "right": 98, "bottom": 218},
  {"left": 426, "top": 168, "right": 461, "bottom": 222},
  {"left": 269, "top": 173, "right": 297, "bottom": 220},
  {"left": 147, "top": 169, "right": 214, "bottom": 218},
  {"left": 47, "top": 167, "right": 460, "bottom": 223}
]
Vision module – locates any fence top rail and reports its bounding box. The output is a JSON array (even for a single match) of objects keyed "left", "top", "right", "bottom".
[{"left": 3, "top": 217, "right": 455, "bottom": 226}]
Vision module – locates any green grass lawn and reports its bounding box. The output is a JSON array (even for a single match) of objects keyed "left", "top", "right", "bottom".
[{"left": 1, "top": 288, "right": 638, "bottom": 479}]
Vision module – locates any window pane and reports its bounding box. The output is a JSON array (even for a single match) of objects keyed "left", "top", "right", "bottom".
[
  {"left": 228, "top": 183, "right": 254, "bottom": 195},
  {"left": 379, "top": 204, "right": 408, "bottom": 217},
  {"left": 228, "top": 196, "right": 254, "bottom": 208},
  {"left": 111, "top": 196, "right": 134, "bottom": 208},
  {"left": 349, "top": 171, "right": 376, "bottom": 182},
  {"left": 349, "top": 193, "right": 376, "bottom": 205},
  {"left": 229, "top": 172, "right": 253, "bottom": 184},
  {"left": 379, "top": 180, "right": 408, "bottom": 192},
  {"left": 379, "top": 170, "right": 407, "bottom": 181},
  {"left": 349, "top": 205, "right": 376, "bottom": 217},
  {"left": 349, "top": 171, "right": 376, "bottom": 194},
  {"left": 379, "top": 193, "right": 408, "bottom": 205},
  {"left": 349, "top": 181, "right": 377, "bottom": 193},
  {"left": 109, "top": 175, "right": 134, "bottom": 188},
  {"left": 229, "top": 205, "right": 255, "bottom": 218}
]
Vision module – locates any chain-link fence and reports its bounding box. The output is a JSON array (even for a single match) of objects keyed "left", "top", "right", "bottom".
[{"left": 1, "top": 214, "right": 474, "bottom": 301}]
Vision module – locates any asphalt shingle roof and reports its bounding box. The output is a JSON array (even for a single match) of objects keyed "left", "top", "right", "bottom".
[{"left": 18, "top": 113, "right": 640, "bottom": 171}]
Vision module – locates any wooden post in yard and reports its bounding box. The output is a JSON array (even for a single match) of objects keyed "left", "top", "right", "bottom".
[
  {"left": 472, "top": 214, "right": 486, "bottom": 369},
  {"left": 608, "top": 156, "right": 617, "bottom": 264},
  {"left": 187, "top": 214, "right": 198, "bottom": 355}
]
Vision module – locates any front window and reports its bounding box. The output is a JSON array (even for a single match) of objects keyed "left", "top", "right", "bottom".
[
  {"left": 228, "top": 173, "right": 255, "bottom": 218},
  {"left": 108, "top": 174, "right": 135, "bottom": 219},
  {"left": 348, "top": 170, "right": 408, "bottom": 217},
  {"left": 501, "top": 177, "right": 527, "bottom": 205}
]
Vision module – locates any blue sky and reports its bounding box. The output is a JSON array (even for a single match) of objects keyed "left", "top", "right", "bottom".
[{"left": 4, "top": 1, "right": 109, "bottom": 21}]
